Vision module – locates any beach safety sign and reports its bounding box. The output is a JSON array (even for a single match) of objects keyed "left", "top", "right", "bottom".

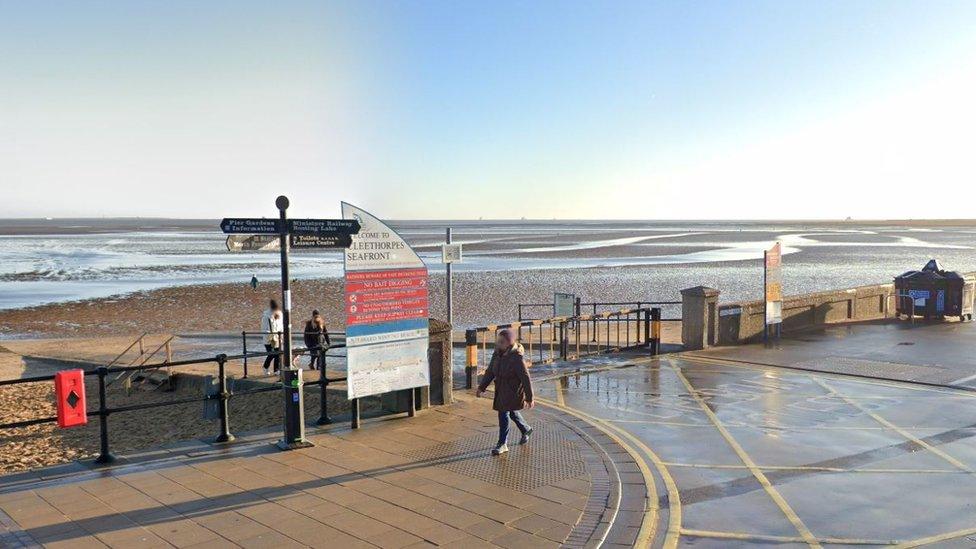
[{"left": 342, "top": 202, "right": 429, "bottom": 399}]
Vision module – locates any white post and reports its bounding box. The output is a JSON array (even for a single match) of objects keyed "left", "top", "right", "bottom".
[{"left": 446, "top": 227, "right": 453, "bottom": 326}]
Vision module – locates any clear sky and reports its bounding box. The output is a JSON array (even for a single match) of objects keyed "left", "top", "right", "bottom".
[{"left": 2, "top": 1, "right": 975, "bottom": 220}]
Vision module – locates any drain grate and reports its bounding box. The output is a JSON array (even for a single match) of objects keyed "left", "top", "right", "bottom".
[{"left": 401, "top": 422, "right": 588, "bottom": 491}]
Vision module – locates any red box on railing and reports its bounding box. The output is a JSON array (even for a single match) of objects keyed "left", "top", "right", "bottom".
[{"left": 54, "top": 369, "right": 87, "bottom": 428}]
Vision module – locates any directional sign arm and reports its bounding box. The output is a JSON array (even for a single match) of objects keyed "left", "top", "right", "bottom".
[{"left": 287, "top": 219, "right": 361, "bottom": 235}]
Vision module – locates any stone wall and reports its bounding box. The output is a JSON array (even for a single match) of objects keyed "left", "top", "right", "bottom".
[{"left": 717, "top": 282, "right": 896, "bottom": 344}]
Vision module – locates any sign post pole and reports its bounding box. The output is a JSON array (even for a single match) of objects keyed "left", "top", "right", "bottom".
[
  {"left": 275, "top": 195, "right": 309, "bottom": 449},
  {"left": 446, "top": 227, "right": 453, "bottom": 327},
  {"left": 220, "top": 202, "right": 360, "bottom": 449},
  {"left": 764, "top": 242, "right": 783, "bottom": 342}
]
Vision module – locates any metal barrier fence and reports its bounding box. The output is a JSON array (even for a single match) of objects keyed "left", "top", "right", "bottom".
[
  {"left": 464, "top": 307, "right": 662, "bottom": 389},
  {"left": 516, "top": 300, "right": 680, "bottom": 322},
  {"left": 0, "top": 344, "right": 351, "bottom": 464},
  {"left": 239, "top": 331, "right": 345, "bottom": 378}
]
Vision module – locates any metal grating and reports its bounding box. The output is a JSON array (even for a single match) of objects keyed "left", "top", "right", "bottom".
[{"left": 401, "top": 422, "right": 588, "bottom": 491}]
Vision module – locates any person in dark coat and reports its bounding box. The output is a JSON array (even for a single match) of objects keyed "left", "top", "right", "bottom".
[
  {"left": 476, "top": 328, "right": 534, "bottom": 455},
  {"left": 303, "top": 310, "right": 330, "bottom": 370}
]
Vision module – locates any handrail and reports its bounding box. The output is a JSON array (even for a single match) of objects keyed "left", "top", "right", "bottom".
[
  {"left": 105, "top": 332, "right": 149, "bottom": 368},
  {"left": 240, "top": 330, "right": 342, "bottom": 379},
  {"left": 517, "top": 300, "right": 680, "bottom": 321},
  {"left": 108, "top": 335, "right": 176, "bottom": 388},
  {"left": 0, "top": 342, "right": 357, "bottom": 462},
  {"left": 463, "top": 306, "right": 663, "bottom": 388}
]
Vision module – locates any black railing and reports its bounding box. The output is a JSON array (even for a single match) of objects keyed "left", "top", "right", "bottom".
[
  {"left": 464, "top": 307, "right": 662, "bottom": 389},
  {"left": 517, "top": 300, "right": 681, "bottom": 322},
  {"left": 239, "top": 330, "right": 344, "bottom": 378},
  {"left": 0, "top": 343, "right": 349, "bottom": 464}
]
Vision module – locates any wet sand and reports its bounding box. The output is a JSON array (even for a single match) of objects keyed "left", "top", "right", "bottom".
[{"left": 0, "top": 267, "right": 690, "bottom": 340}]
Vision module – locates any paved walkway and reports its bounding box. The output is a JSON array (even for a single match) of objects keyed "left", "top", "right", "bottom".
[
  {"left": 0, "top": 395, "right": 645, "bottom": 549},
  {"left": 535, "top": 351, "right": 976, "bottom": 548}
]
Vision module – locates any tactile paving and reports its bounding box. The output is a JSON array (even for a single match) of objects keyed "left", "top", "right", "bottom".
[{"left": 401, "top": 422, "right": 588, "bottom": 491}]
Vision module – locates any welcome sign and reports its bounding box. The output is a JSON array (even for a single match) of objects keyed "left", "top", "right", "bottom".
[{"left": 342, "top": 203, "right": 430, "bottom": 399}]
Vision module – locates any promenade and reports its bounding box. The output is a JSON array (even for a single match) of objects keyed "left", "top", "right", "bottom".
[
  {"left": 0, "top": 394, "right": 645, "bottom": 548},
  {"left": 4, "top": 320, "right": 976, "bottom": 547}
]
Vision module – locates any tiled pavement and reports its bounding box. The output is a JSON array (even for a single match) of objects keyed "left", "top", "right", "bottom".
[{"left": 0, "top": 394, "right": 648, "bottom": 548}]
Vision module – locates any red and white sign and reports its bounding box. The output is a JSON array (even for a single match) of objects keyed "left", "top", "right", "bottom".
[{"left": 342, "top": 203, "right": 430, "bottom": 399}]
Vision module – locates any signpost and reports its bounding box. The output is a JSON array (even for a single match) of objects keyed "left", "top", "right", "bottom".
[
  {"left": 220, "top": 197, "right": 360, "bottom": 449},
  {"left": 290, "top": 233, "right": 353, "bottom": 249},
  {"left": 226, "top": 234, "right": 279, "bottom": 252},
  {"left": 342, "top": 202, "right": 429, "bottom": 427},
  {"left": 220, "top": 218, "right": 280, "bottom": 234},
  {"left": 227, "top": 234, "right": 352, "bottom": 252},
  {"left": 442, "top": 229, "right": 461, "bottom": 326},
  {"left": 764, "top": 241, "right": 783, "bottom": 340}
]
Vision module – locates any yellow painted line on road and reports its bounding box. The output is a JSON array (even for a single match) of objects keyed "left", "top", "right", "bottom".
[
  {"left": 610, "top": 418, "right": 963, "bottom": 431},
  {"left": 681, "top": 528, "right": 900, "bottom": 545},
  {"left": 553, "top": 379, "right": 566, "bottom": 407},
  {"left": 667, "top": 357, "right": 823, "bottom": 548},
  {"left": 538, "top": 395, "right": 680, "bottom": 549},
  {"left": 681, "top": 354, "right": 976, "bottom": 399},
  {"left": 661, "top": 462, "right": 959, "bottom": 474},
  {"left": 810, "top": 376, "right": 973, "bottom": 473},
  {"left": 894, "top": 525, "right": 976, "bottom": 548}
]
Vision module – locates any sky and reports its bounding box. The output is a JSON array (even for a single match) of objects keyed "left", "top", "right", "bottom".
[{"left": 2, "top": 1, "right": 975, "bottom": 220}]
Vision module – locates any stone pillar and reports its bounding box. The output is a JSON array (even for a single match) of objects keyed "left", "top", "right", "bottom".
[
  {"left": 427, "top": 318, "right": 453, "bottom": 405},
  {"left": 681, "top": 286, "right": 721, "bottom": 350}
]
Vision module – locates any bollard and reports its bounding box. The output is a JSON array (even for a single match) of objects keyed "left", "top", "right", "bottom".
[
  {"left": 316, "top": 348, "right": 332, "bottom": 425},
  {"left": 651, "top": 307, "right": 661, "bottom": 355},
  {"left": 94, "top": 367, "right": 115, "bottom": 465},
  {"left": 241, "top": 331, "right": 248, "bottom": 379},
  {"left": 558, "top": 322, "right": 568, "bottom": 361},
  {"left": 643, "top": 309, "right": 651, "bottom": 346},
  {"left": 277, "top": 368, "right": 312, "bottom": 450},
  {"left": 215, "top": 354, "right": 234, "bottom": 443},
  {"left": 465, "top": 329, "right": 478, "bottom": 389}
]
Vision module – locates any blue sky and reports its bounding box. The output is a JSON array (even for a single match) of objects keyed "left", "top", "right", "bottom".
[{"left": 2, "top": 1, "right": 975, "bottom": 219}]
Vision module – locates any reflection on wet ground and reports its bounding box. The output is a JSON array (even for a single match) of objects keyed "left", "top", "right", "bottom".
[{"left": 536, "top": 354, "right": 976, "bottom": 547}]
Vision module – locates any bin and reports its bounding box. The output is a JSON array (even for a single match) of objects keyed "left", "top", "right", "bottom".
[{"left": 894, "top": 260, "right": 975, "bottom": 320}]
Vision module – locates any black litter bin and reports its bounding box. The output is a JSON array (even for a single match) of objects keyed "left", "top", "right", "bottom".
[{"left": 894, "top": 259, "right": 975, "bottom": 321}]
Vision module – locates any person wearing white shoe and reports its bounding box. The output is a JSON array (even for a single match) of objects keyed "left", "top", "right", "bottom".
[{"left": 476, "top": 329, "right": 534, "bottom": 456}]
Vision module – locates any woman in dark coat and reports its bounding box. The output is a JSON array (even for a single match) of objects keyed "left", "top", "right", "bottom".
[
  {"left": 303, "top": 310, "right": 330, "bottom": 370},
  {"left": 476, "top": 328, "right": 534, "bottom": 455}
]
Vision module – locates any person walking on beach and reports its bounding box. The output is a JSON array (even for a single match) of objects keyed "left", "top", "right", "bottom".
[
  {"left": 260, "top": 299, "right": 284, "bottom": 375},
  {"left": 476, "top": 328, "right": 534, "bottom": 456},
  {"left": 303, "top": 310, "right": 330, "bottom": 370}
]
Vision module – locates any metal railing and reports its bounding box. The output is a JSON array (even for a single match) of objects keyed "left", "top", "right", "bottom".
[
  {"left": 516, "top": 300, "right": 680, "bottom": 322},
  {"left": 239, "top": 330, "right": 344, "bottom": 378},
  {"left": 0, "top": 344, "right": 353, "bottom": 464},
  {"left": 464, "top": 307, "right": 663, "bottom": 389}
]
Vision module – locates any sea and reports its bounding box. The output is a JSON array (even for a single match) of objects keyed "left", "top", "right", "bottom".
[{"left": 1, "top": 218, "right": 975, "bottom": 319}]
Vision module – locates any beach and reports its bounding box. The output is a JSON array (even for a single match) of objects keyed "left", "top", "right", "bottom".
[{"left": 2, "top": 218, "right": 974, "bottom": 473}]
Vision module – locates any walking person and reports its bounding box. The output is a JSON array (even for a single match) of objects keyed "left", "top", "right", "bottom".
[
  {"left": 260, "top": 299, "right": 284, "bottom": 375},
  {"left": 303, "top": 310, "right": 330, "bottom": 370},
  {"left": 476, "top": 328, "right": 534, "bottom": 455}
]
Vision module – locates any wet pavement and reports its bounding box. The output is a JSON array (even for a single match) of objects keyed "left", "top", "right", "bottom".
[
  {"left": 690, "top": 319, "right": 976, "bottom": 387},
  {"left": 535, "top": 352, "right": 976, "bottom": 548}
]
